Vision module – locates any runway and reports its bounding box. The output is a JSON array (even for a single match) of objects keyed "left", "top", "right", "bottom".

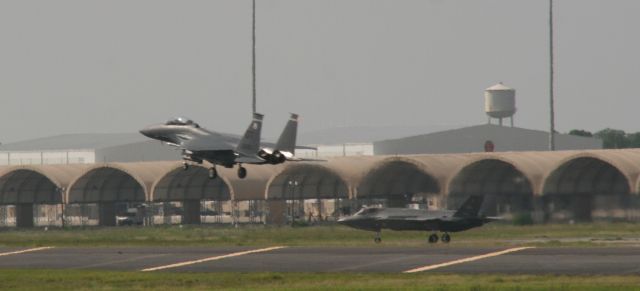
[{"left": 0, "top": 246, "right": 639, "bottom": 274}]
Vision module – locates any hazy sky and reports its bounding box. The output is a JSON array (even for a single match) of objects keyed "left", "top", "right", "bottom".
[{"left": 1, "top": 0, "right": 639, "bottom": 143}]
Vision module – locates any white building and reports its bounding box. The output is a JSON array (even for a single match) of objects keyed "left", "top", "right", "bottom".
[
  {"left": 296, "top": 143, "right": 373, "bottom": 159},
  {"left": 0, "top": 133, "right": 179, "bottom": 165}
]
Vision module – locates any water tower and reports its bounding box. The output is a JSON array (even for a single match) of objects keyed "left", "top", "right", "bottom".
[{"left": 485, "top": 82, "right": 516, "bottom": 127}]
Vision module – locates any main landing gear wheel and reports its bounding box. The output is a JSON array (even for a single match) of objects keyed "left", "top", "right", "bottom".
[
  {"left": 428, "top": 233, "right": 439, "bottom": 244},
  {"left": 374, "top": 231, "right": 382, "bottom": 243},
  {"left": 208, "top": 167, "right": 218, "bottom": 179},
  {"left": 237, "top": 166, "right": 247, "bottom": 179},
  {"left": 441, "top": 233, "right": 451, "bottom": 243}
]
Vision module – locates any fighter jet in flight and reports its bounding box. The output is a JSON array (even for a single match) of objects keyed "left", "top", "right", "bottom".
[
  {"left": 338, "top": 196, "right": 499, "bottom": 243},
  {"left": 140, "top": 113, "right": 312, "bottom": 179}
]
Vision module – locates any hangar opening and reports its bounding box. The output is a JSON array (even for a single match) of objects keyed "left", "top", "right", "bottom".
[
  {"left": 67, "top": 167, "right": 146, "bottom": 226},
  {"left": 0, "top": 169, "right": 64, "bottom": 228},
  {"left": 267, "top": 165, "right": 349, "bottom": 225},
  {"left": 152, "top": 166, "right": 232, "bottom": 225},
  {"left": 358, "top": 160, "right": 440, "bottom": 209},
  {"left": 543, "top": 157, "right": 631, "bottom": 222},
  {"left": 448, "top": 159, "right": 533, "bottom": 217}
]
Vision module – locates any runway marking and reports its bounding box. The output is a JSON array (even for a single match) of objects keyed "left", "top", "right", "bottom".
[
  {"left": 333, "top": 255, "right": 425, "bottom": 272},
  {"left": 0, "top": 247, "right": 54, "bottom": 257},
  {"left": 403, "top": 247, "right": 534, "bottom": 273},
  {"left": 76, "top": 254, "right": 168, "bottom": 269},
  {"left": 140, "top": 246, "right": 287, "bottom": 272}
]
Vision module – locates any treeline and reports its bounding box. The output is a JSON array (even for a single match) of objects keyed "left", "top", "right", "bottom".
[{"left": 569, "top": 128, "right": 640, "bottom": 149}]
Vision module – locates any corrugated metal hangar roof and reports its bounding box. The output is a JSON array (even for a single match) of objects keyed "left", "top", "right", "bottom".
[{"left": 374, "top": 124, "right": 602, "bottom": 155}]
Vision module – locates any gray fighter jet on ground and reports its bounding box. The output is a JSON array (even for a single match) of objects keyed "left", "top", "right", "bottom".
[
  {"left": 140, "top": 113, "right": 312, "bottom": 179},
  {"left": 337, "top": 196, "right": 499, "bottom": 243}
]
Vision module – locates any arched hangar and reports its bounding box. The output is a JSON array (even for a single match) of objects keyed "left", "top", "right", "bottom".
[
  {"left": 152, "top": 163, "right": 279, "bottom": 224},
  {"left": 542, "top": 150, "right": 640, "bottom": 221},
  {"left": 265, "top": 157, "right": 379, "bottom": 223},
  {"left": 357, "top": 155, "right": 471, "bottom": 208},
  {"left": 0, "top": 165, "right": 88, "bottom": 227},
  {"left": 67, "top": 162, "right": 176, "bottom": 226}
]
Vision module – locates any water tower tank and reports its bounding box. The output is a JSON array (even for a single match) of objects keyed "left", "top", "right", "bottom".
[{"left": 485, "top": 82, "right": 516, "bottom": 120}]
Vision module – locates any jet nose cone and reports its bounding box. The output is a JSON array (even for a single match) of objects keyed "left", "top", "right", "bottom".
[
  {"left": 139, "top": 128, "right": 152, "bottom": 137},
  {"left": 337, "top": 216, "right": 351, "bottom": 225},
  {"left": 139, "top": 125, "right": 161, "bottom": 138}
]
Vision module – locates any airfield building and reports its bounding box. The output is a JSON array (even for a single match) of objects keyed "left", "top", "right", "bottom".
[
  {"left": 0, "top": 133, "right": 180, "bottom": 166},
  {"left": 374, "top": 124, "right": 602, "bottom": 155}
]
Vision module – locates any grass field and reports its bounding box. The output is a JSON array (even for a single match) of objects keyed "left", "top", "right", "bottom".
[
  {"left": 0, "top": 222, "right": 639, "bottom": 248},
  {"left": 0, "top": 269, "right": 639, "bottom": 290},
  {"left": 1, "top": 224, "right": 639, "bottom": 290}
]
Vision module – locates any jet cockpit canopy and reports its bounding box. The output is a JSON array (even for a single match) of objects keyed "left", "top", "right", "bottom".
[{"left": 165, "top": 117, "right": 199, "bottom": 127}]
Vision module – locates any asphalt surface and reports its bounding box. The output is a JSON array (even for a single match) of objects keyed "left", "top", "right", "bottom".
[{"left": 0, "top": 246, "right": 639, "bottom": 274}]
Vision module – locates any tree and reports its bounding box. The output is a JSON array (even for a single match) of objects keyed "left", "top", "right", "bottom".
[
  {"left": 568, "top": 129, "right": 593, "bottom": 137},
  {"left": 595, "top": 128, "right": 628, "bottom": 149},
  {"left": 626, "top": 132, "right": 640, "bottom": 148}
]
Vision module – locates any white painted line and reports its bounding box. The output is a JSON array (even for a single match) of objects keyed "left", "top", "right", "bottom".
[
  {"left": 141, "top": 246, "right": 287, "bottom": 272},
  {"left": 76, "top": 254, "right": 168, "bottom": 269},
  {"left": 0, "top": 247, "right": 54, "bottom": 257},
  {"left": 403, "top": 247, "right": 534, "bottom": 273}
]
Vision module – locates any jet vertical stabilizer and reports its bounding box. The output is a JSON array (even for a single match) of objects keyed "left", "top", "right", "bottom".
[
  {"left": 275, "top": 113, "right": 299, "bottom": 154},
  {"left": 453, "top": 196, "right": 484, "bottom": 218},
  {"left": 235, "top": 113, "right": 263, "bottom": 156}
]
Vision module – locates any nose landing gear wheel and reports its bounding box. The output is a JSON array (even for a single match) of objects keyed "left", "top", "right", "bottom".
[
  {"left": 428, "top": 233, "right": 439, "bottom": 244},
  {"left": 238, "top": 166, "right": 247, "bottom": 179},
  {"left": 182, "top": 162, "right": 189, "bottom": 171},
  {"left": 374, "top": 231, "right": 382, "bottom": 243},
  {"left": 208, "top": 167, "right": 218, "bottom": 179},
  {"left": 441, "top": 233, "right": 451, "bottom": 243}
]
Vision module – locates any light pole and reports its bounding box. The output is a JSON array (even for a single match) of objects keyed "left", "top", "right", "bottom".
[
  {"left": 288, "top": 180, "right": 298, "bottom": 226},
  {"left": 251, "top": 0, "right": 257, "bottom": 114},
  {"left": 549, "top": 0, "right": 556, "bottom": 151},
  {"left": 58, "top": 187, "right": 66, "bottom": 228}
]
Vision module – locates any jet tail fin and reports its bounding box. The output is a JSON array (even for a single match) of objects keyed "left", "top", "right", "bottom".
[
  {"left": 453, "top": 195, "right": 484, "bottom": 218},
  {"left": 236, "top": 113, "right": 263, "bottom": 156},
  {"left": 275, "top": 113, "right": 299, "bottom": 154}
]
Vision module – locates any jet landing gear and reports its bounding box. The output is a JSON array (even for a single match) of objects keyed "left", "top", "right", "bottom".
[
  {"left": 441, "top": 233, "right": 451, "bottom": 243},
  {"left": 182, "top": 162, "right": 190, "bottom": 171},
  {"left": 237, "top": 165, "right": 247, "bottom": 179},
  {"left": 427, "top": 233, "right": 451, "bottom": 244},
  {"left": 374, "top": 231, "right": 382, "bottom": 243},
  {"left": 208, "top": 166, "right": 218, "bottom": 179}
]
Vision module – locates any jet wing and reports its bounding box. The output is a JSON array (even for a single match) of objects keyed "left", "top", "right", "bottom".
[
  {"left": 258, "top": 141, "right": 317, "bottom": 151},
  {"left": 286, "top": 157, "right": 327, "bottom": 162},
  {"left": 414, "top": 217, "right": 446, "bottom": 222},
  {"left": 296, "top": 145, "right": 318, "bottom": 150},
  {"left": 379, "top": 214, "right": 444, "bottom": 222},
  {"left": 181, "top": 135, "right": 235, "bottom": 151},
  {"left": 234, "top": 155, "right": 266, "bottom": 164}
]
